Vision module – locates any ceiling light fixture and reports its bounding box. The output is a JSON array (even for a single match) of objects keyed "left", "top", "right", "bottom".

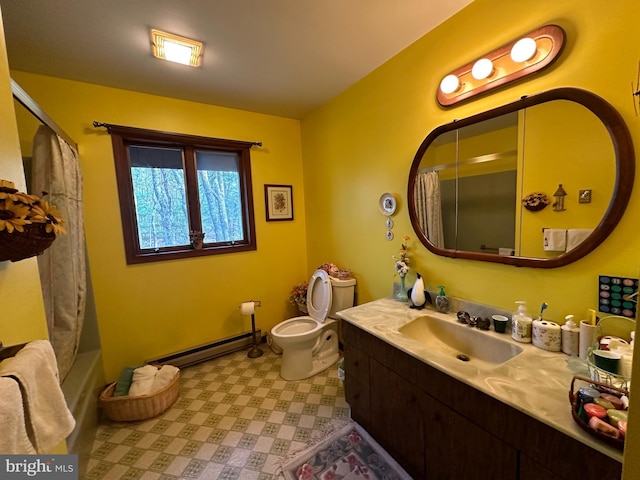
[
  {"left": 437, "top": 25, "right": 565, "bottom": 107},
  {"left": 151, "top": 29, "right": 203, "bottom": 67}
]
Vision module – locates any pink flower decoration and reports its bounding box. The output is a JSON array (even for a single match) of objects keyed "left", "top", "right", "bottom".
[
  {"left": 297, "top": 463, "right": 314, "bottom": 480},
  {"left": 348, "top": 431, "right": 362, "bottom": 446}
]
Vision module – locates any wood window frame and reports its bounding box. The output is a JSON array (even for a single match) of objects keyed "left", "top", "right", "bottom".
[{"left": 108, "top": 124, "right": 257, "bottom": 264}]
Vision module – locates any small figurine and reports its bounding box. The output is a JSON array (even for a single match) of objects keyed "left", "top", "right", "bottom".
[
  {"left": 408, "top": 273, "right": 432, "bottom": 310},
  {"left": 457, "top": 311, "right": 471, "bottom": 324},
  {"left": 476, "top": 317, "right": 491, "bottom": 330}
]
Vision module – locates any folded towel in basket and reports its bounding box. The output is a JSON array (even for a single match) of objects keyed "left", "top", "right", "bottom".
[
  {"left": 151, "top": 365, "right": 179, "bottom": 393},
  {"left": 114, "top": 366, "right": 137, "bottom": 396},
  {"left": 0, "top": 377, "right": 37, "bottom": 454},
  {"left": 0, "top": 340, "right": 75, "bottom": 453},
  {"left": 128, "top": 364, "right": 159, "bottom": 396}
]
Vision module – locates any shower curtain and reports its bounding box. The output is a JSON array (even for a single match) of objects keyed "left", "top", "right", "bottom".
[
  {"left": 415, "top": 171, "right": 444, "bottom": 248},
  {"left": 31, "top": 125, "right": 86, "bottom": 381}
]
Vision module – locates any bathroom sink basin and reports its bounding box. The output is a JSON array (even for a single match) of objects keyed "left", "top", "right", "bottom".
[{"left": 398, "top": 315, "right": 523, "bottom": 365}]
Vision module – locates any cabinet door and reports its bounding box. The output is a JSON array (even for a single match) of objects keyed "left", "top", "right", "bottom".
[
  {"left": 343, "top": 344, "right": 371, "bottom": 426},
  {"left": 369, "top": 359, "right": 426, "bottom": 478},
  {"left": 519, "top": 454, "right": 560, "bottom": 480},
  {"left": 344, "top": 376, "right": 370, "bottom": 427},
  {"left": 424, "top": 394, "right": 518, "bottom": 480}
]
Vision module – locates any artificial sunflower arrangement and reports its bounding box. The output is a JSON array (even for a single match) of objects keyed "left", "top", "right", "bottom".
[{"left": 0, "top": 179, "right": 66, "bottom": 262}]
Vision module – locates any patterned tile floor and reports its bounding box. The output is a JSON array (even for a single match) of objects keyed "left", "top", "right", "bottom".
[{"left": 85, "top": 348, "right": 350, "bottom": 479}]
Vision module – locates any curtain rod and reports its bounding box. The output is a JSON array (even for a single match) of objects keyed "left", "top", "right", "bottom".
[
  {"left": 92, "top": 121, "right": 263, "bottom": 148},
  {"left": 11, "top": 79, "right": 78, "bottom": 151},
  {"left": 418, "top": 150, "right": 517, "bottom": 173}
]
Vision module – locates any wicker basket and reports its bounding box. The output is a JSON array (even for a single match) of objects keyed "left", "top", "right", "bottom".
[
  {"left": 0, "top": 223, "right": 56, "bottom": 262},
  {"left": 569, "top": 375, "right": 627, "bottom": 450},
  {"left": 99, "top": 370, "right": 180, "bottom": 422}
]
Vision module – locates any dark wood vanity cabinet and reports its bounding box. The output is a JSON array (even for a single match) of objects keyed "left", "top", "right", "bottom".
[{"left": 342, "top": 321, "right": 622, "bottom": 480}]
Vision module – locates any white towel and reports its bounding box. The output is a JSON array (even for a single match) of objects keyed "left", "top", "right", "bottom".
[
  {"left": 567, "top": 228, "right": 593, "bottom": 251},
  {"left": 543, "top": 229, "right": 567, "bottom": 251},
  {"left": 0, "top": 377, "right": 37, "bottom": 454},
  {"left": 0, "top": 340, "right": 75, "bottom": 453},
  {"left": 128, "top": 365, "right": 159, "bottom": 396},
  {"left": 150, "top": 365, "right": 179, "bottom": 394}
]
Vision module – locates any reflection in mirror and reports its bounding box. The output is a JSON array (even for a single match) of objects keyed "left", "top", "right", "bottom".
[
  {"left": 518, "top": 100, "right": 614, "bottom": 258},
  {"left": 409, "top": 88, "right": 634, "bottom": 268},
  {"left": 416, "top": 114, "right": 519, "bottom": 254}
]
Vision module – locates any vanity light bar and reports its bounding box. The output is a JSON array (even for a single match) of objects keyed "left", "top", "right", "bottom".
[{"left": 437, "top": 25, "right": 565, "bottom": 107}]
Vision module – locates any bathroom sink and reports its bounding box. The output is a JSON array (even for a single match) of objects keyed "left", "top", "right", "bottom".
[{"left": 398, "top": 315, "right": 523, "bottom": 365}]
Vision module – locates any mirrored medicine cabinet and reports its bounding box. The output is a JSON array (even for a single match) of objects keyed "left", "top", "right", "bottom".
[{"left": 408, "top": 88, "right": 635, "bottom": 268}]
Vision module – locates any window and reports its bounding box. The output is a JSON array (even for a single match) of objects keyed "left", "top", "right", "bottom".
[{"left": 108, "top": 125, "right": 257, "bottom": 264}]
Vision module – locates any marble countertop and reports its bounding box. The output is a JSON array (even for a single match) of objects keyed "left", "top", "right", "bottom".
[{"left": 337, "top": 297, "right": 623, "bottom": 462}]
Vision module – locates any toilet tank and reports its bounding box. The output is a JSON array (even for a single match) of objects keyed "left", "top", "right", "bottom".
[{"left": 328, "top": 277, "right": 356, "bottom": 318}]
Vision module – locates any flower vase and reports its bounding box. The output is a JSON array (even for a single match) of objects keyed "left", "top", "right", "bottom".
[
  {"left": 396, "top": 276, "right": 409, "bottom": 302},
  {"left": 296, "top": 302, "right": 308, "bottom": 314}
]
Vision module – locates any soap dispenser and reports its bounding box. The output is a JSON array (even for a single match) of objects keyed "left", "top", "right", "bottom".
[
  {"left": 435, "top": 286, "right": 450, "bottom": 313},
  {"left": 511, "top": 301, "right": 532, "bottom": 343},
  {"left": 561, "top": 315, "right": 580, "bottom": 356}
]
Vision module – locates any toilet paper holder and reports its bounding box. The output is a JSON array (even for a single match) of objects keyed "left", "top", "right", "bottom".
[{"left": 240, "top": 300, "right": 263, "bottom": 358}]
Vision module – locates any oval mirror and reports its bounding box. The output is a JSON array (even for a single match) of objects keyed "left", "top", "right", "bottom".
[{"left": 408, "top": 88, "right": 635, "bottom": 268}]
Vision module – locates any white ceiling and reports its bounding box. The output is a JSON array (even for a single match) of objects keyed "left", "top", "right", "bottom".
[{"left": 0, "top": 0, "right": 472, "bottom": 119}]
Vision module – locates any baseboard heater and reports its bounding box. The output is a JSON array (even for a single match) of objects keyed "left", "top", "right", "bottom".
[{"left": 146, "top": 330, "right": 262, "bottom": 369}]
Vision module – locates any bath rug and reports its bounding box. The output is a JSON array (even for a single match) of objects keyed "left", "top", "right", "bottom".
[{"left": 281, "top": 421, "right": 412, "bottom": 480}]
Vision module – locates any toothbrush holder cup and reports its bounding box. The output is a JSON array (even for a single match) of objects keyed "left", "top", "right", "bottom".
[{"left": 492, "top": 315, "right": 509, "bottom": 333}]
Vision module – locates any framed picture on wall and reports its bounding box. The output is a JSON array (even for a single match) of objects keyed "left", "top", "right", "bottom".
[{"left": 264, "top": 184, "right": 293, "bottom": 221}]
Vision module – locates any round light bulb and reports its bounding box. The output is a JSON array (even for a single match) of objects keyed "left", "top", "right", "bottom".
[
  {"left": 471, "top": 58, "right": 494, "bottom": 80},
  {"left": 439, "top": 74, "right": 460, "bottom": 94},
  {"left": 510, "top": 37, "right": 537, "bottom": 63}
]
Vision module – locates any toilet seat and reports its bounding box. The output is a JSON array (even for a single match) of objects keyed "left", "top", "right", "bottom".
[
  {"left": 307, "top": 269, "right": 332, "bottom": 323},
  {"left": 272, "top": 316, "right": 323, "bottom": 342},
  {"left": 271, "top": 270, "right": 333, "bottom": 342}
]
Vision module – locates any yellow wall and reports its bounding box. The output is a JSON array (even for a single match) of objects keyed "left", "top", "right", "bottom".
[
  {"left": 0, "top": 8, "right": 48, "bottom": 349},
  {"left": 10, "top": 71, "right": 308, "bottom": 381},
  {"left": 4, "top": 0, "right": 640, "bottom": 474},
  {"left": 299, "top": 0, "right": 640, "bottom": 475},
  {"left": 0, "top": 5, "right": 64, "bottom": 454},
  {"left": 302, "top": 0, "right": 639, "bottom": 336}
]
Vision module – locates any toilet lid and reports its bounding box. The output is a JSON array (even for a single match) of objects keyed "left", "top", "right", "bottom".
[{"left": 307, "top": 269, "right": 332, "bottom": 323}]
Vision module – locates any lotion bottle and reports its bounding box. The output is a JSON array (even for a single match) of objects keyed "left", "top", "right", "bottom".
[
  {"left": 435, "top": 286, "right": 449, "bottom": 313},
  {"left": 561, "top": 314, "right": 580, "bottom": 356},
  {"left": 511, "top": 301, "right": 532, "bottom": 343}
]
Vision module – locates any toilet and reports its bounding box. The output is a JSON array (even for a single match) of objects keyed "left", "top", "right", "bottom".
[{"left": 271, "top": 269, "right": 356, "bottom": 380}]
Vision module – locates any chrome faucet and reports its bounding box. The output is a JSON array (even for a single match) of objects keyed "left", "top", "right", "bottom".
[{"left": 456, "top": 311, "right": 491, "bottom": 330}]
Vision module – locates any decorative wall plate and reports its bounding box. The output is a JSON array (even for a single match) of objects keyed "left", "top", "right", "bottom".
[{"left": 379, "top": 193, "right": 397, "bottom": 216}]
